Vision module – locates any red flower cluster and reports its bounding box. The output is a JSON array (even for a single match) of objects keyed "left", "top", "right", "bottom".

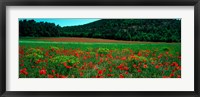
[
  {"left": 39, "top": 69, "right": 46, "bottom": 75},
  {"left": 20, "top": 68, "right": 28, "bottom": 75}
]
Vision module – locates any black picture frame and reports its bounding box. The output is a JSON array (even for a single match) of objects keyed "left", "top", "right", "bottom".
[{"left": 0, "top": 0, "right": 200, "bottom": 97}]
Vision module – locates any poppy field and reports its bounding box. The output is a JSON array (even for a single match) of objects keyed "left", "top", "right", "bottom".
[{"left": 19, "top": 38, "right": 181, "bottom": 78}]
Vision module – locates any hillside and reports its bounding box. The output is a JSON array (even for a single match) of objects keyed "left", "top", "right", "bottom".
[{"left": 19, "top": 19, "right": 181, "bottom": 42}]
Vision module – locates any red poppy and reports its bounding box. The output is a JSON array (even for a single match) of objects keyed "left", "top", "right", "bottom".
[
  {"left": 116, "top": 56, "right": 119, "bottom": 59},
  {"left": 130, "top": 55, "right": 135, "bottom": 59},
  {"left": 96, "top": 53, "right": 98, "bottom": 57},
  {"left": 52, "top": 70, "right": 55, "bottom": 73},
  {"left": 125, "top": 71, "right": 129, "bottom": 74},
  {"left": 132, "top": 64, "right": 137, "bottom": 68},
  {"left": 45, "top": 51, "right": 49, "bottom": 56},
  {"left": 137, "top": 69, "right": 142, "bottom": 73},
  {"left": 99, "top": 54, "right": 104, "bottom": 57},
  {"left": 107, "top": 74, "right": 114, "bottom": 77},
  {"left": 100, "top": 58, "right": 103, "bottom": 62},
  {"left": 93, "top": 65, "right": 98, "bottom": 70},
  {"left": 107, "top": 54, "right": 113, "bottom": 59},
  {"left": 119, "top": 74, "right": 124, "bottom": 78},
  {"left": 36, "top": 59, "right": 41, "bottom": 64},
  {"left": 170, "top": 73, "right": 174, "bottom": 77},
  {"left": 109, "top": 68, "right": 112, "bottom": 72},
  {"left": 60, "top": 75, "right": 66, "bottom": 78},
  {"left": 80, "top": 72, "right": 84, "bottom": 77},
  {"left": 121, "top": 57, "right": 126, "bottom": 60},
  {"left": 117, "top": 64, "right": 124, "bottom": 70},
  {"left": 75, "top": 52, "right": 79, "bottom": 57},
  {"left": 176, "top": 66, "right": 181, "bottom": 70},
  {"left": 83, "top": 56, "right": 87, "bottom": 60},
  {"left": 39, "top": 69, "right": 46, "bottom": 75},
  {"left": 103, "top": 68, "right": 106, "bottom": 72},
  {"left": 158, "top": 54, "right": 163, "bottom": 59},
  {"left": 56, "top": 73, "right": 60, "bottom": 78},
  {"left": 143, "top": 64, "right": 148, "bottom": 68},
  {"left": 138, "top": 52, "right": 142, "bottom": 56},
  {"left": 155, "top": 65, "right": 159, "bottom": 69},
  {"left": 171, "top": 62, "right": 179, "bottom": 66},
  {"left": 20, "top": 68, "right": 28, "bottom": 75},
  {"left": 177, "top": 75, "right": 181, "bottom": 78},
  {"left": 20, "top": 64, "right": 24, "bottom": 66},
  {"left": 65, "top": 65, "right": 72, "bottom": 69},
  {"left": 98, "top": 70, "right": 103, "bottom": 75},
  {"left": 48, "top": 74, "right": 54, "bottom": 78},
  {"left": 162, "top": 76, "right": 169, "bottom": 78},
  {"left": 63, "top": 62, "right": 67, "bottom": 66},
  {"left": 124, "top": 66, "right": 129, "bottom": 71}
]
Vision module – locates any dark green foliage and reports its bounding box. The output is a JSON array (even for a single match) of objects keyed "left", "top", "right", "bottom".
[
  {"left": 19, "top": 19, "right": 181, "bottom": 42},
  {"left": 19, "top": 19, "right": 64, "bottom": 37}
]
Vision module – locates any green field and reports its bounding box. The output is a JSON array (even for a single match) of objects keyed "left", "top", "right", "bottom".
[{"left": 19, "top": 38, "right": 181, "bottom": 78}]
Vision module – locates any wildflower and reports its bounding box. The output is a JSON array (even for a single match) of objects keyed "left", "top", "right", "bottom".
[
  {"left": 107, "top": 74, "right": 114, "bottom": 77},
  {"left": 20, "top": 64, "right": 24, "bottom": 66},
  {"left": 143, "top": 64, "right": 148, "bottom": 68},
  {"left": 20, "top": 68, "right": 28, "bottom": 75},
  {"left": 158, "top": 55, "right": 162, "bottom": 59},
  {"left": 65, "top": 65, "right": 72, "bottom": 69},
  {"left": 36, "top": 59, "right": 41, "bottom": 64},
  {"left": 48, "top": 74, "right": 54, "bottom": 78},
  {"left": 80, "top": 72, "right": 84, "bottom": 77},
  {"left": 39, "top": 69, "right": 46, "bottom": 75},
  {"left": 162, "top": 76, "right": 169, "bottom": 78},
  {"left": 155, "top": 65, "right": 159, "bottom": 69},
  {"left": 98, "top": 70, "right": 103, "bottom": 75},
  {"left": 124, "top": 66, "right": 129, "bottom": 71},
  {"left": 52, "top": 70, "right": 55, "bottom": 73},
  {"left": 125, "top": 71, "right": 129, "bottom": 74},
  {"left": 119, "top": 74, "right": 124, "bottom": 78},
  {"left": 56, "top": 73, "right": 60, "bottom": 78},
  {"left": 171, "top": 62, "right": 179, "bottom": 67},
  {"left": 45, "top": 51, "right": 49, "bottom": 56},
  {"left": 176, "top": 66, "right": 181, "bottom": 70},
  {"left": 117, "top": 64, "right": 124, "bottom": 70},
  {"left": 63, "top": 62, "right": 67, "bottom": 66},
  {"left": 137, "top": 69, "right": 142, "bottom": 73},
  {"left": 109, "top": 68, "right": 112, "bottom": 72},
  {"left": 60, "top": 75, "right": 66, "bottom": 78},
  {"left": 170, "top": 73, "right": 174, "bottom": 77},
  {"left": 133, "top": 64, "right": 137, "bottom": 68},
  {"left": 121, "top": 57, "right": 126, "bottom": 60},
  {"left": 138, "top": 52, "right": 142, "bottom": 56}
]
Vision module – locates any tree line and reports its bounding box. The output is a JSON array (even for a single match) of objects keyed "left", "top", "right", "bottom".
[{"left": 19, "top": 19, "right": 181, "bottom": 42}]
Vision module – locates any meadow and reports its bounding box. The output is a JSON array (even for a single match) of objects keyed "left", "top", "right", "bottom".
[{"left": 19, "top": 38, "right": 181, "bottom": 78}]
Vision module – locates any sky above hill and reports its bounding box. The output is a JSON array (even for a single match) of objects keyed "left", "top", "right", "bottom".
[{"left": 19, "top": 18, "right": 100, "bottom": 27}]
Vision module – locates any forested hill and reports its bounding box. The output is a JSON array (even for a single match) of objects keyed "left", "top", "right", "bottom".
[{"left": 19, "top": 19, "right": 181, "bottom": 42}]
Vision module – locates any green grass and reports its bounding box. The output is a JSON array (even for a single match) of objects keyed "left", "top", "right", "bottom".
[
  {"left": 19, "top": 39, "right": 181, "bottom": 78},
  {"left": 20, "top": 40, "right": 180, "bottom": 54}
]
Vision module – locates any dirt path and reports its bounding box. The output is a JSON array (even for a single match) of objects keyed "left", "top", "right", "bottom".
[{"left": 20, "top": 37, "right": 178, "bottom": 44}]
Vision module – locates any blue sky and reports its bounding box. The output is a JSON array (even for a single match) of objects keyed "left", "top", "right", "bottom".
[{"left": 19, "top": 18, "right": 100, "bottom": 27}]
